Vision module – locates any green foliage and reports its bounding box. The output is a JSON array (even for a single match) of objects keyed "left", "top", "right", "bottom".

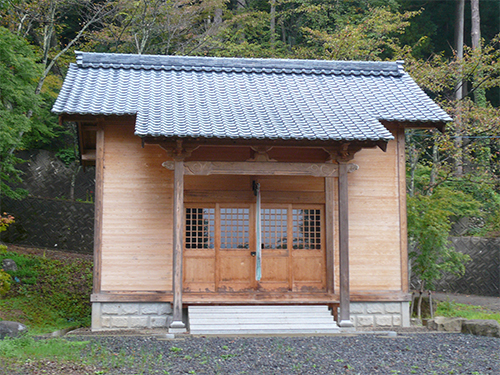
[
  {"left": 436, "top": 300, "right": 500, "bottom": 324},
  {"left": 0, "top": 336, "right": 89, "bottom": 361},
  {"left": 0, "top": 249, "right": 92, "bottom": 330},
  {"left": 0, "top": 249, "right": 40, "bottom": 285},
  {"left": 34, "top": 257, "right": 93, "bottom": 325},
  {"left": 0, "top": 27, "right": 43, "bottom": 199},
  {"left": 0, "top": 269, "right": 12, "bottom": 297},
  {"left": 408, "top": 187, "right": 480, "bottom": 291},
  {"left": 56, "top": 147, "right": 78, "bottom": 166},
  {"left": 299, "top": 7, "right": 419, "bottom": 61},
  {"left": 0, "top": 212, "right": 15, "bottom": 232}
]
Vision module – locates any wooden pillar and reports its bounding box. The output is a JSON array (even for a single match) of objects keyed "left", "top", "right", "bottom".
[
  {"left": 170, "top": 159, "right": 186, "bottom": 331},
  {"left": 398, "top": 128, "right": 409, "bottom": 293},
  {"left": 338, "top": 162, "right": 354, "bottom": 328},
  {"left": 325, "top": 177, "right": 335, "bottom": 294},
  {"left": 93, "top": 122, "right": 104, "bottom": 295}
]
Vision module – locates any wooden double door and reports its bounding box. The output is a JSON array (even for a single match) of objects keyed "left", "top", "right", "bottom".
[{"left": 183, "top": 203, "right": 326, "bottom": 293}]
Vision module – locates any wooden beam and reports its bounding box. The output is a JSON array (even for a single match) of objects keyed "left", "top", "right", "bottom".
[
  {"left": 338, "top": 162, "right": 354, "bottom": 328},
  {"left": 90, "top": 290, "right": 412, "bottom": 303},
  {"left": 81, "top": 150, "right": 97, "bottom": 161},
  {"left": 163, "top": 160, "right": 359, "bottom": 177},
  {"left": 325, "top": 177, "right": 335, "bottom": 294},
  {"left": 147, "top": 136, "right": 387, "bottom": 151},
  {"left": 185, "top": 190, "right": 325, "bottom": 204},
  {"left": 93, "top": 123, "right": 104, "bottom": 295},
  {"left": 170, "top": 159, "right": 186, "bottom": 331},
  {"left": 398, "top": 127, "right": 409, "bottom": 293}
]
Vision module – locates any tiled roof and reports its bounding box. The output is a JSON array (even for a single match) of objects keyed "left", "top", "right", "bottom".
[{"left": 53, "top": 52, "right": 452, "bottom": 142}]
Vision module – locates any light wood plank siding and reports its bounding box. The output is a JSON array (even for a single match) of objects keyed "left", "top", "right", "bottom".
[
  {"left": 347, "top": 126, "right": 403, "bottom": 291},
  {"left": 101, "top": 124, "right": 172, "bottom": 292}
]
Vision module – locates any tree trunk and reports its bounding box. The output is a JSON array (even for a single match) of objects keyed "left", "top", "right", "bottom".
[
  {"left": 214, "top": 8, "right": 223, "bottom": 25},
  {"left": 237, "top": 0, "right": 246, "bottom": 42},
  {"left": 270, "top": 0, "right": 276, "bottom": 49},
  {"left": 471, "top": 0, "right": 486, "bottom": 107},
  {"left": 428, "top": 133, "right": 439, "bottom": 194},
  {"left": 454, "top": 0, "right": 464, "bottom": 100},
  {"left": 417, "top": 280, "right": 426, "bottom": 320},
  {"left": 406, "top": 130, "right": 418, "bottom": 197},
  {"left": 454, "top": 0, "right": 464, "bottom": 177}
]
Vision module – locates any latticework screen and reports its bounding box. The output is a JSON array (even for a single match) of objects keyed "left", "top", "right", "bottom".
[
  {"left": 292, "top": 209, "right": 322, "bottom": 249},
  {"left": 185, "top": 208, "right": 215, "bottom": 249},
  {"left": 261, "top": 208, "right": 288, "bottom": 249},
  {"left": 220, "top": 208, "right": 250, "bottom": 249}
]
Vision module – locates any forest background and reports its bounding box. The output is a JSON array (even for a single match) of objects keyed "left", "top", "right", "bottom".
[{"left": 1, "top": 0, "right": 499, "bottom": 292}]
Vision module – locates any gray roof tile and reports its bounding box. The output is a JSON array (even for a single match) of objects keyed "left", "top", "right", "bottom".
[{"left": 53, "top": 52, "right": 452, "bottom": 142}]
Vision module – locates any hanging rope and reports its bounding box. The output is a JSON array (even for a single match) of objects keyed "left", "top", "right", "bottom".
[{"left": 254, "top": 181, "right": 262, "bottom": 281}]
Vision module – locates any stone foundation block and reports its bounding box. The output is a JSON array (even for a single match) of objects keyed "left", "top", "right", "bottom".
[
  {"left": 357, "top": 315, "right": 375, "bottom": 327},
  {"left": 366, "top": 303, "right": 385, "bottom": 314},
  {"left": 141, "top": 303, "right": 161, "bottom": 315},
  {"left": 151, "top": 316, "right": 167, "bottom": 328},
  {"left": 384, "top": 303, "right": 401, "bottom": 314},
  {"left": 348, "top": 301, "right": 410, "bottom": 329},
  {"left": 393, "top": 315, "right": 401, "bottom": 327},
  {"left": 130, "top": 316, "right": 149, "bottom": 329},
  {"left": 375, "top": 315, "right": 393, "bottom": 327},
  {"left": 110, "top": 316, "right": 129, "bottom": 328},
  {"left": 92, "top": 302, "right": 174, "bottom": 331},
  {"left": 121, "top": 304, "right": 140, "bottom": 315},
  {"left": 349, "top": 303, "right": 365, "bottom": 315},
  {"left": 101, "top": 304, "right": 121, "bottom": 315},
  {"left": 101, "top": 316, "right": 111, "bottom": 329},
  {"left": 159, "top": 304, "right": 173, "bottom": 315}
]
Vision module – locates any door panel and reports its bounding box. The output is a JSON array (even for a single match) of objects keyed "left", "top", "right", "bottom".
[
  {"left": 183, "top": 207, "right": 216, "bottom": 292},
  {"left": 183, "top": 203, "right": 326, "bottom": 293},
  {"left": 217, "top": 206, "right": 255, "bottom": 291}
]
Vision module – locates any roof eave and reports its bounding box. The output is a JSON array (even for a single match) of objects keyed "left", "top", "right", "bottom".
[
  {"left": 141, "top": 135, "right": 390, "bottom": 151},
  {"left": 381, "top": 120, "right": 449, "bottom": 133}
]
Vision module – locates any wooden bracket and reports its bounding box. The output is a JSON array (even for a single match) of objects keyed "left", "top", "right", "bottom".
[
  {"left": 323, "top": 143, "right": 362, "bottom": 163},
  {"left": 159, "top": 139, "right": 200, "bottom": 160},
  {"left": 247, "top": 146, "right": 276, "bottom": 162}
]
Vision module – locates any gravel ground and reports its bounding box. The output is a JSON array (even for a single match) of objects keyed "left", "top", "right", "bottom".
[{"left": 6, "top": 332, "right": 497, "bottom": 375}]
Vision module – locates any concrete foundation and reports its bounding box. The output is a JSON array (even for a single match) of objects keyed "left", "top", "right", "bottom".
[
  {"left": 91, "top": 302, "right": 173, "bottom": 331},
  {"left": 348, "top": 302, "right": 410, "bottom": 328}
]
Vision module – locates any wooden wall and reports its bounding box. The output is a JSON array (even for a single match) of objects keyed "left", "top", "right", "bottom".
[
  {"left": 97, "top": 123, "right": 406, "bottom": 298},
  {"left": 343, "top": 125, "right": 404, "bottom": 292},
  {"left": 100, "top": 124, "right": 173, "bottom": 292}
]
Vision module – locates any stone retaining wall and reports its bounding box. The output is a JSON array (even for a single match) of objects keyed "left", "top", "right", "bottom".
[
  {"left": 91, "top": 302, "right": 173, "bottom": 331},
  {"left": 349, "top": 302, "right": 410, "bottom": 328}
]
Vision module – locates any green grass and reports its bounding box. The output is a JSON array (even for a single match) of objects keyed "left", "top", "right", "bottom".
[
  {"left": 0, "top": 246, "right": 92, "bottom": 334},
  {"left": 436, "top": 300, "right": 500, "bottom": 323},
  {"left": 0, "top": 296, "right": 78, "bottom": 334},
  {"left": 0, "top": 336, "right": 89, "bottom": 362}
]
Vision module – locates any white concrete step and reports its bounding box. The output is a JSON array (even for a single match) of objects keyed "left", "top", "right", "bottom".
[{"left": 188, "top": 305, "right": 339, "bottom": 335}]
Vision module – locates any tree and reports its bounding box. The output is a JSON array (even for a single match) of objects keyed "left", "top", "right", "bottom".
[
  {"left": 0, "top": 27, "right": 42, "bottom": 198},
  {"left": 87, "top": 0, "right": 226, "bottom": 55},
  {"left": 408, "top": 187, "right": 479, "bottom": 318}
]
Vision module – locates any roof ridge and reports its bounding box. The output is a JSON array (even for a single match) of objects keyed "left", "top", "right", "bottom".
[{"left": 75, "top": 51, "right": 404, "bottom": 76}]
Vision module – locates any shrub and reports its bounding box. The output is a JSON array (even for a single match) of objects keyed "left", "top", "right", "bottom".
[
  {"left": 0, "top": 249, "right": 39, "bottom": 286},
  {"left": 33, "top": 257, "right": 93, "bottom": 325},
  {"left": 0, "top": 269, "right": 12, "bottom": 297},
  {"left": 0, "top": 248, "right": 92, "bottom": 327}
]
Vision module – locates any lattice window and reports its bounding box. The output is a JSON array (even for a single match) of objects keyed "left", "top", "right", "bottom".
[
  {"left": 185, "top": 208, "right": 215, "bottom": 249},
  {"left": 292, "top": 209, "right": 322, "bottom": 249},
  {"left": 261, "top": 208, "right": 288, "bottom": 249},
  {"left": 220, "top": 208, "right": 249, "bottom": 249}
]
